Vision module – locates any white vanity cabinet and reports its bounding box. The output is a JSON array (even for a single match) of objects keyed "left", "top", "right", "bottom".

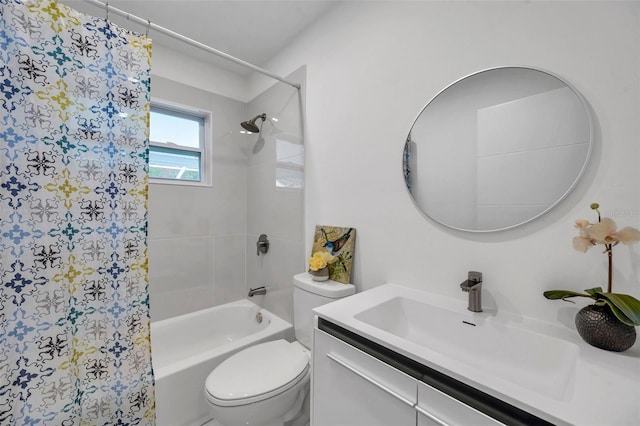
[
  {"left": 313, "top": 319, "right": 551, "bottom": 426},
  {"left": 416, "top": 381, "right": 504, "bottom": 426},
  {"left": 312, "top": 329, "right": 418, "bottom": 426}
]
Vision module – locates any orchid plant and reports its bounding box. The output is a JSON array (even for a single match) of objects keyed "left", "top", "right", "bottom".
[{"left": 544, "top": 203, "right": 640, "bottom": 326}]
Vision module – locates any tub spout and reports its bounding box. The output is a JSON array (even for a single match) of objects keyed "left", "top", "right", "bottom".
[{"left": 248, "top": 286, "right": 267, "bottom": 297}]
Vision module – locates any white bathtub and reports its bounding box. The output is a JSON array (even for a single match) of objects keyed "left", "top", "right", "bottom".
[{"left": 151, "top": 299, "right": 294, "bottom": 426}]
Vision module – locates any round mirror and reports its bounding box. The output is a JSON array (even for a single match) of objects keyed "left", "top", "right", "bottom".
[{"left": 403, "top": 67, "right": 592, "bottom": 232}]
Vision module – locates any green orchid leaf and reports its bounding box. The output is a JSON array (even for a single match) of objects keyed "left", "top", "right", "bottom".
[
  {"left": 584, "top": 287, "right": 604, "bottom": 296},
  {"left": 543, "top": 290, "right": 592, "bottom": 300},
  {"left": 544, "top": 289, "right": 640, "bottom": 326},
  {"left": 599, "top": 300, "right": 635, "bottom": 326},
  {"left": 593, "top": 292, "right": 640, "bottom": 326}
]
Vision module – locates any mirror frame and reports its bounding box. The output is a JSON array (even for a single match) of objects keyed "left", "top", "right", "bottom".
[{"left": 404, "top": 66, "right": 594, "bottom": 232}]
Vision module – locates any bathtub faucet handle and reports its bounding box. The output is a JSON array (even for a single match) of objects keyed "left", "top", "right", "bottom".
[{"left": 257, "top": 234, "right": 269, "bottom": 256}]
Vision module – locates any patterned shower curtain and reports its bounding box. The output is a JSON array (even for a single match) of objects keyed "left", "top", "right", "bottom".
[{"left": 0, "top": 0, "right": 155, "bottom": 424}]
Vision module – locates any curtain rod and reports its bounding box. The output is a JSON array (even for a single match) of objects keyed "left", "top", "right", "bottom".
[{"left": 80, "top": 0, "right": 301, "bottom": 90}]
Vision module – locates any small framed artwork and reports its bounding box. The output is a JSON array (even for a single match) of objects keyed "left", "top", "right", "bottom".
[{"left": 309, "top": 225, "right": 356, "bottom": 284}]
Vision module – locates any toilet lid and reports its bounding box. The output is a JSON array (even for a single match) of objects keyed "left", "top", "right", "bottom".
[{"left": 205, "top": 340, "right": 309, "bottom": 405}]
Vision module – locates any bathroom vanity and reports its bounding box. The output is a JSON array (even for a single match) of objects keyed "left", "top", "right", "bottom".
[{"left": 311, "top": 284, "right": 640, "bottom": 426}]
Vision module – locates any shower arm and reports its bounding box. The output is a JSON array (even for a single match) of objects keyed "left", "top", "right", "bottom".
[{"left": 250, "top": 114, "right": 267, "bottom": 123}]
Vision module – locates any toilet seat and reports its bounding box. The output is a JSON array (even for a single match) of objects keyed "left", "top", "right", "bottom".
[{"left": 205, "top": 339, "right": 309, "bottom": 407}]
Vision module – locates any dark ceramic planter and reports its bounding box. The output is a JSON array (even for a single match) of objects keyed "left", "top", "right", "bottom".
[{"left": 575, "top": 304, "right": 637, "bottom": 352}]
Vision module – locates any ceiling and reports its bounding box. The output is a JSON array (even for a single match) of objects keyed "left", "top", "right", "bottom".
[{"left": 59, "top": 0, "right": 339, "bottom": 75}]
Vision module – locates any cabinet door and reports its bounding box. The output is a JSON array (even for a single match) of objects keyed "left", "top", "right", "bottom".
[
  {"left": 312, "top": 329, "right": 417, "bottom": 426},
  {"left": 417, "top": 381, "right": 505, "bottom": 426}
]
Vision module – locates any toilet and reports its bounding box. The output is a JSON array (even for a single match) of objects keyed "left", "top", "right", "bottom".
[{"left": 205, "top": 272, "right": 356, "bottom": 426}]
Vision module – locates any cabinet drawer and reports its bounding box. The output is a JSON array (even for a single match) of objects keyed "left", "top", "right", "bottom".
[
  {"left": 313, "top": 329, "right": 418, "bottom": 426},
  {"left": 417, "top": 381, "right": 505, "bottom": 426}
]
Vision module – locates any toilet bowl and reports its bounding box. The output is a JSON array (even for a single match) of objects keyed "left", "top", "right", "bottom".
[
  {"left": 205, "top": 340, "right": 310, "bottom": 426},
  {"left": 204, "top": 273, "right": 355, "bottom": 426}
]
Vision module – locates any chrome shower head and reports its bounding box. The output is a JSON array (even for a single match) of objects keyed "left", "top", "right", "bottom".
[{"left": 241, "top": 113, "right": 267, "bottom": 133}]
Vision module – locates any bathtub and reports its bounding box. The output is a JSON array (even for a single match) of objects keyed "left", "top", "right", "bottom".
[{"left": 151, "top": 299, "right": 294, "bottom": 426}]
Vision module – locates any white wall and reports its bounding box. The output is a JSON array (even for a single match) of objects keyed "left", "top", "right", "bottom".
[
  {"left": 256, "top": 1, "right": 640, "bottom": 324},
  {"left": 151, "top": 44, "right": 249, "bottom": 102}
]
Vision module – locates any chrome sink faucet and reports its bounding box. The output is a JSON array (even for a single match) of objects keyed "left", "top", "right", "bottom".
[{"left": 460, "top": 271, "right": 483, "bottom": 312}]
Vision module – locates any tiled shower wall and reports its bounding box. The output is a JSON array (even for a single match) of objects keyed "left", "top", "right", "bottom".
[
  {"left": 148, "top": 69, "right": 305, "bottom": 322},
  {"left": 246, "top": 67, "right": 306, "bottom": 324},
  {"left": 148, "top": 75, "right": 249, "bottom": 321}
]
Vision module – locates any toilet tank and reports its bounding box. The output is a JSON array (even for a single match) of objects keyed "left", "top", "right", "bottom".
[{"left": 293, "top": 272, "right": 355, "bottom": 349}]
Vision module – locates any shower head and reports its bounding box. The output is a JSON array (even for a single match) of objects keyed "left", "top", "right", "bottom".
[{"left": 241, "top": 113, "right": 267, "bottom": 133}]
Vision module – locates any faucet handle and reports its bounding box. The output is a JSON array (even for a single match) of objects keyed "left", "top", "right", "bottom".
[
  {"left": 256, "top": 234, "right": 269, "bottom": 256},
  {"left": 468, "top": 271, "right": 482, "bottom": 284},
  {"left": 460, "top": 271, "right": 482, "bottom": 292}
]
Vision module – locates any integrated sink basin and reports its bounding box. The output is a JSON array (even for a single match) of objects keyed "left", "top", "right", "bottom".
[
  {"left": 314, "top": 283, "right": 640, "bottom": 426},
  {"left": 354, "top": 296, "right": 579, "bottom": 400}
]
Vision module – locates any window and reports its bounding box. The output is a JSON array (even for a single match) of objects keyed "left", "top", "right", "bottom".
[{"left": 149, "top": 103, "right": 211, "bottom": 185}]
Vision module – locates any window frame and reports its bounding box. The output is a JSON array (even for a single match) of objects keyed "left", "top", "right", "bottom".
[{"left": 149, "top": 99, "right": 212, "bottom": 187}]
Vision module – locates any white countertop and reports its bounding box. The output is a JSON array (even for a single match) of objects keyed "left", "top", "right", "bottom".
[{"left": 313, "top": 283, "right": 640, "bottom": 426}]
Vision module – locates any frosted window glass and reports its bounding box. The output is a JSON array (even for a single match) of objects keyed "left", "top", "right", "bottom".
[
  {"left": 276, "top": 168, "right": 304, "bottom": 190},
  {"left": 149, "top": 146, "right": 201, "bottom": 181}
]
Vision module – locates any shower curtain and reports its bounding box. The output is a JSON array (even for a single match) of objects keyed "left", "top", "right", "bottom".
[{"left": 0, "top": 0, "right": 155, "bottom": 424}]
